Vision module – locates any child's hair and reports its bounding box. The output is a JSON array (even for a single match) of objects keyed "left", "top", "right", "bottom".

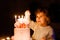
[
  {"left": 35, "top": 9, "right": 48, "bottom": 16},
  {"left": 35, "top": 8, "right": 50, "bottom": 24}
]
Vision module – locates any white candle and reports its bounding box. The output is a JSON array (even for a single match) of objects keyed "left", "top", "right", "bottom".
[
  {"left": 21, "top": 15, "right": 23, "bottom": 18},
  {"left": 18, "top": 15, "right": 20, "bottom": 19},
  {"left": 6, "top": 37, "right": 10, "bottom": 40},
  {"left": 21, "top": 15, "right": 23, "bottom": 23},
  {"left": 18, "top": 15, "right": 24, "bottom": 24},
  {"left": 15, "top": 15, "right": 17, "bottom": 22}
]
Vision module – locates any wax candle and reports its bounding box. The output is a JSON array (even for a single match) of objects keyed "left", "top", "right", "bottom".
[
  {"left": 18, "top": 15, "right": 24, "bottom": 24},
  {"left": 15, "top": 15, "right": 17, "bottom": 22},
  {"left": 18, "top": 15, "right": 20, "bottom": 19}
]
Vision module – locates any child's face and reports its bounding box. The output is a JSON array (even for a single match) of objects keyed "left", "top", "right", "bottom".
[{"left": 36, "top": 12, "right": 47, "bottom": 25}]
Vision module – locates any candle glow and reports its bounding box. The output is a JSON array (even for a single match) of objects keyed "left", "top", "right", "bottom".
[
  {"left": 15, "top": 15, "right": 17, "bottom": 19},
  {"left": 18, "top": 15, "right": 20, "bottom": 19},
  {"left": 15, "top": 15, "right": 17, "bottom": 21},
  {"left": 6, "top": 37, "right": 10, "bottom": 40},
  {"left": 14, "top": 10, "right": 30, "bottom": 25},
  {"left": 21, "top": 15, "right": 23, "bottom": 18}
]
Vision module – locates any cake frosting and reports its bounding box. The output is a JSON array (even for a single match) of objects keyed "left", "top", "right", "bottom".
[{"left": 14, "top": 28, "right": 30, "bottom": 40}]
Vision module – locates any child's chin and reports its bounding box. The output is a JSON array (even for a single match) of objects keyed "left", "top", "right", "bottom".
[
  {"left": 38, "top": 22, "right": 41, "bottom": 23},
  {"left": 37, "top": 22, "right": 41, "bottom": 25}
]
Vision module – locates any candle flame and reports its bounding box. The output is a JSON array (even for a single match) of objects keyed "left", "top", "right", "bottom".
[
  {"left": 22, "top": 15, "right": 23, "bottom": 18},
  {"left": 15, "top": 15, "right": 17, "bottom": 18},
  {"left": 6, "top": 37, "right": 10, "bottom": 40},
  {"left": 15, "top": 15, "right": 17, "bottom": 21},
  {"left": 18, "top": 15, "right": 20, "bottom": 19}
]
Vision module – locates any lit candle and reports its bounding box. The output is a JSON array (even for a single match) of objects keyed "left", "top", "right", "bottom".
[
  {"left": 18, "top": 15, "right": 24, "bottom": 24},
  {"left": 18, "top": 15, "right": 20, "bottom": 19},
  {"left": 21, "top": 15, "right": 23, "bottom": 23},
  {"left": 1, "top": 38, "right": 5, "bottom": 40},
  {"left": 21, "top": 15, "right": 23, "bottom": 18},
  {"left": 15, "top": 15, "right": 17, "bottom": 22},
  {"left": 6, "top": 37, "right": 10, "bottom": 40}
]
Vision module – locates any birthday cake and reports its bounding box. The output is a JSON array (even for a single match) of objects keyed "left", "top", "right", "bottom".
[
  {"left": 14, "top": 10, "right": 31, "bottom": 40},
  {"left": 14, "top": 28, "right": 30, "bottom": 40}
]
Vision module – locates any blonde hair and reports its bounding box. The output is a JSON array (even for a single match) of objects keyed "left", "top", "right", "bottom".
[{"left": 35, "top": 9, "right": 50, "bottom": 24}]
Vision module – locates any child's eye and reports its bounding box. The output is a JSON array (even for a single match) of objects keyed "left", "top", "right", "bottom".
[{"left": 40, "top": 16, "right": 43, "bottom": 18}]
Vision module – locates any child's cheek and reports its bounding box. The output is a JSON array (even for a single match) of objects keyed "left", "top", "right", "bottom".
[
  {"left": 40, "top": 18, "right": 45, "bottom": 23},
  {"left": 36, "top": 18, "right": 40, "bottom": 22}
]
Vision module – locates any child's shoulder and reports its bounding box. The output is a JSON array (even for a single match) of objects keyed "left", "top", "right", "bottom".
[{"left": 46, "top": 26, "right": 53, "bottom": 31}]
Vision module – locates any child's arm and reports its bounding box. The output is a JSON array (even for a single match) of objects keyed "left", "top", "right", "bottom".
[
  {"left": 29, "top": 21, "right": 35, "bottom": 30},
  {"left": 47, "top": 28, "right": 55, "bottom": 40}
]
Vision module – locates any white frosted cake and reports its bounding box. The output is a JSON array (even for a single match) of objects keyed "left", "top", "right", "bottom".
[
  {"left": 13, "top": 10, "right": 31, "bottom": 40},
  {"left": 14, "top": 28, "right": 30, "bottom": 40}
]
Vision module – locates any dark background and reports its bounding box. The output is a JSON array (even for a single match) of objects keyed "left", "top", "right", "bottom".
[{"left": 0, "top": 0, "right": 60, "bottom": 40}]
